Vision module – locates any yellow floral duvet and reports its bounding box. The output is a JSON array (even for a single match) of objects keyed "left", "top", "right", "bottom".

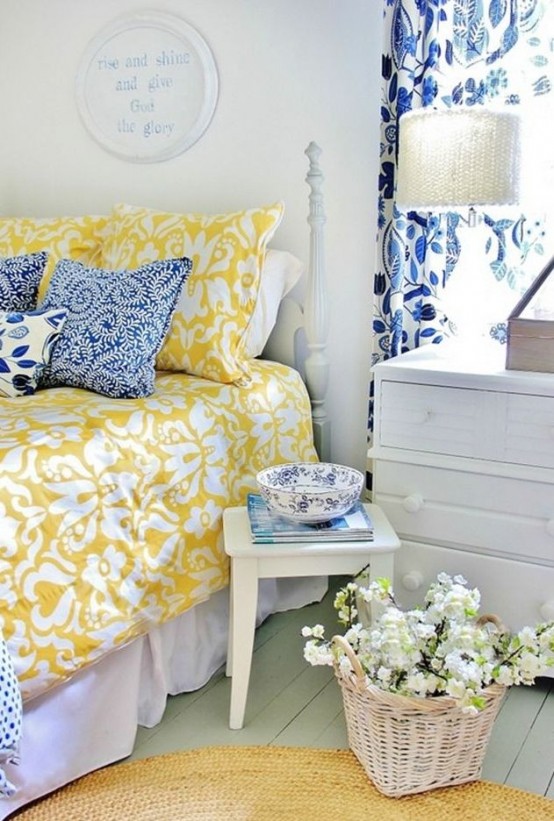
[{"left": 0, "top": 360, "right": 317, "bottom": 701}]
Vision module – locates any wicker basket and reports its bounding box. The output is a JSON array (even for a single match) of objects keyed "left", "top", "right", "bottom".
[{"left": 332, "top": 634, "right": 506, "bottom": 798}]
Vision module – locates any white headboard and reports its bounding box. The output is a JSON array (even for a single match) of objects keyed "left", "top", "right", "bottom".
[{"left": 263, "top": 142, "right": 330, "bottom": 460}]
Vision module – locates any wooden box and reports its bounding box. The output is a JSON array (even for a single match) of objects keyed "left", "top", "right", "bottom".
[{"left": 506, "top": 255, "right": 554, "bottom": 373}]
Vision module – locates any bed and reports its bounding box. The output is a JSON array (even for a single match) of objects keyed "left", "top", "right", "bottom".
[{"left": 0, "top": 144, "right": 330, "bottom": 816}]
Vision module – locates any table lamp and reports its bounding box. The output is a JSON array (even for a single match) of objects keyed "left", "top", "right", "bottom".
[{"left": 395, "top": 108, "right": 521, "bottom": 220}]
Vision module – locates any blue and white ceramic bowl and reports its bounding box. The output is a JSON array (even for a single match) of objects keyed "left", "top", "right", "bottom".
[{"left": 256, "top": 462, "right": 364, "bottom": 523}]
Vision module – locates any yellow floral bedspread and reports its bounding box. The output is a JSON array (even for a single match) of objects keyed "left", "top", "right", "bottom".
[{"left": 0, "top": 360, "right": 317, "bottom": 701}]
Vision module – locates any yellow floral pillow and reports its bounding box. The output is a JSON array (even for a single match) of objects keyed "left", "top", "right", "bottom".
[
  {"left": 0, "top": 215, "right": 109, "bottom": 299},
  {"left": 101, "top": 201, "right": 284, "bottom": 383}
]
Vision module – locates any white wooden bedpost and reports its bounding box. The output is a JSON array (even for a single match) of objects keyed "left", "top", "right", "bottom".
[{"left": 304, "top": 142, "right": 331, "bottom": 461}]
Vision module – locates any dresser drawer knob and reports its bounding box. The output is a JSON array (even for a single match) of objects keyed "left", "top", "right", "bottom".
[
  {"left": 539, "top": 600, "right": 554, "bottom": 621},
  {"left": 413, "top": 410, "right": 431, "bottom": 425},
  {"left": 402, "top": 494, "right": 424, "bottom": 514},
  {"left": 402, "top": 571, "right": 423, "bottom": 591},
  {"left": 546, "top": 520, "right": 554, "bottom": 538}
]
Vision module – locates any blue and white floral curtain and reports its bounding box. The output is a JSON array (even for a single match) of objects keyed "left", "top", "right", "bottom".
[
  {"left": 370, "top": 0, "right": 552, "bottom": 431},
  {"left": 375, "top": 0, "right": 457, "bottom": 365}
]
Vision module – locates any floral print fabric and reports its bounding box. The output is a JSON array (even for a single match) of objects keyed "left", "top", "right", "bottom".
[
  {"left": 0, "top": 360, "right": 317, "bottom": 702},
  {"left": 0, "top": 252, "right": 48, "bottom": 312},
  {"left": 0, "top": 637, "right": 22, "bottom": 797},
  {"left": 0, "top": 215, "right": 109, "bottom": 298},
  {"left": 101, "top": 202, "right": 284, "bottom": 384},
  {"left": 372, "top": 0, "right": 552, "bottom": 431},
  {"left": 39, "top": 257, "right": 192, "bottom": 399},
  {"left": 0, "top": 308, "right": 67, "bottom": 397}
]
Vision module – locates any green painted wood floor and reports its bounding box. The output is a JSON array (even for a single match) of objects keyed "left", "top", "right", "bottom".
[{"left": 128, "top": 579, "right": 554, "bottom": 799}]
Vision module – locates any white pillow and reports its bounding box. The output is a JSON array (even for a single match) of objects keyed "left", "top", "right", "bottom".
[
  {"left": 0, "top": 308, "right": 67, "bottom": 397},
  {"left": 244, "top": 249, "right": 304, "bottom": 358}
]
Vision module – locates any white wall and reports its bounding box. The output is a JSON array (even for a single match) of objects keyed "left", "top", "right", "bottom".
[{"left": 0, "top": 0, "right": 381, "bottom": 474}]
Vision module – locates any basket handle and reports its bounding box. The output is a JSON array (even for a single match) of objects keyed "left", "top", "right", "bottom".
[
  {"left": 476, "top": 613, "right": 506, "bottom": 633},
  {"left": 331, "top": 634, "right": 365, "bottom": 682}
]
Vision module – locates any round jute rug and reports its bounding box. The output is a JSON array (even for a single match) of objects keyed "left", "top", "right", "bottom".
[{"left": 14, "top": 746, "right": 554, "bottom": 821}]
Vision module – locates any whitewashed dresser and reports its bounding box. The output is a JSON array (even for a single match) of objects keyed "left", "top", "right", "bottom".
[{"left": 369, "top": 342, "right": 554, "bottom": 632}]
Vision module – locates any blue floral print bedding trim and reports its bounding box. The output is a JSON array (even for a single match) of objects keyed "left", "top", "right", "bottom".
[{"left": 0, "top": 638, "right": 22, "bottom": 797}]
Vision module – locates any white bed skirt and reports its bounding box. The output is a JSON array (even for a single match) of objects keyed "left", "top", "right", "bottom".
[{"left": 2, "top": 576, "right": 326, "bottom": 818}]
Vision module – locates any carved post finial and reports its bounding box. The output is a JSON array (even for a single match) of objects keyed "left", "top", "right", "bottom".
[{"left": 305, "top": 141, "right": 322, "bottom": 163}]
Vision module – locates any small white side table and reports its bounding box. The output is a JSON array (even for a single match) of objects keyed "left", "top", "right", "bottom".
[{"left": 223, "top": 503, "right": 401, "bottom": 730}]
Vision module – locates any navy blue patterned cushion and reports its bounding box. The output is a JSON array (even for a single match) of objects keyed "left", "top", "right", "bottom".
[
  {"left": 0, "top": 308, "right": 67, "bottom": 397},
  {"left": 39, "top": 257, "right": 192, "bottom": 398},
  {"left": 0, "top": 252, "right": 48, "bottom": 312}
]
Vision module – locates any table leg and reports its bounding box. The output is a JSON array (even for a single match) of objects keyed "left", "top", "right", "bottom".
[
  {"left": 228, "top": 556, "right": 259, "bottom": 730},
  {"left": 225, "top": 577, "right": 233, "bottom": 677}
]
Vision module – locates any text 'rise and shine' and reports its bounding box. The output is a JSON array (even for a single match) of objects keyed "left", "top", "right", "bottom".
[{"left": 96, "top": 50, "right": 190, "bottom": 71}]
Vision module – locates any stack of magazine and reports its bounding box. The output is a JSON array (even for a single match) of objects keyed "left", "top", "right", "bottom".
[{"left": 247, "top": 493, "right": 374, "bottom": 543}]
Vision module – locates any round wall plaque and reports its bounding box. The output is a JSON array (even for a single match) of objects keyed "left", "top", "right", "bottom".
[{"left": 76, "top": 12, "right": 219, "bottom": 162}]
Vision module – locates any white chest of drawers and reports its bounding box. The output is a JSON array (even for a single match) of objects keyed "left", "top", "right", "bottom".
[{"left": 369, "top": 343, "right": 554, "bottom": 632}]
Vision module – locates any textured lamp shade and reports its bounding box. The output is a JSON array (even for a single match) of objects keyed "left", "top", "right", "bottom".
[{"left": 396, "top": 108, "right": 521, "bottom": 210}]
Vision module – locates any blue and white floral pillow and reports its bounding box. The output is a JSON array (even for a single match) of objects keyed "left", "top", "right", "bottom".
[
  {"left": 0, "top": 638, "right": 22, "bottom": 797},
  {"left": 39, "top": 256, "right": 192, "bottom": 399},
  {"left": 0, "top": 309, "right": 67, "bottom": 398},
  {"left": 0, "top": 252, "right": 48, "bottom": 312}
]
